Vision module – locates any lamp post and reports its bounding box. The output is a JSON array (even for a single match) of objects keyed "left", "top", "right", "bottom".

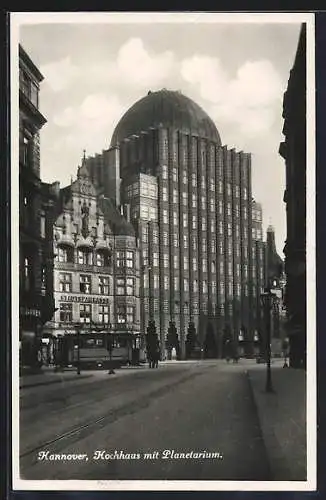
[
  {"left": 260, "top": 287, "right": 277, "bottom": 393},
  {"left": 106, "top": 323, "right": 115, "bottom": 375}
]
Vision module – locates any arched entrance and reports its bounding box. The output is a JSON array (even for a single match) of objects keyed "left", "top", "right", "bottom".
[{"left": 204, "top": 322, "right": 218, "bottom": 358}]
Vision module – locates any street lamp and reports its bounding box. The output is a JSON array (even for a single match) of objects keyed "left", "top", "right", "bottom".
[
  {"left": 74, "top": 324, "right": 82, "bottom": 375},
  {"left": 260, "top": 287, "right": 277, "bottom": 393}
]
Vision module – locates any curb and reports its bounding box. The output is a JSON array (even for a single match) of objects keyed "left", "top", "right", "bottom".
[
  {"left": 20, "top": 373, "right": 93, "bottom": 389},
  {"left": 244, "top": 369, "right": 273, "bottom": 480}
]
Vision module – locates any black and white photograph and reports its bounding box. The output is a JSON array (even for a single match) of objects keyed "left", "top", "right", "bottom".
[{"left": 11, "top": 11, "right": 316, "bottom": 491}]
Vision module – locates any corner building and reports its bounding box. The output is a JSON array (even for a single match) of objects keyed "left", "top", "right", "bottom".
[{"left": 85, "top": 90, "right": 264, "bottom": 359}]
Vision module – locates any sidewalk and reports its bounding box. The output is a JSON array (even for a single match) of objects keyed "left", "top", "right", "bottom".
[
  {"left": 247, "top": 363, "right": 307, "bottom": 481},
  {"left": 19, "top": 366, "right": 94, "bottom": 389}
]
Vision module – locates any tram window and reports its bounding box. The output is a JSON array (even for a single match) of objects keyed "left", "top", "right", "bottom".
[
  {"left": 95, "top": 339, "right": 104, "bottom": 346},
  {"left": 85, "top": 339, "right": 95, "bottom": 346}
]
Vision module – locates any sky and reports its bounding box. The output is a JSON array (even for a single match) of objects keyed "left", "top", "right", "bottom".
[{"left": 18, "top": 14, "right": 303, "bottom": 256}]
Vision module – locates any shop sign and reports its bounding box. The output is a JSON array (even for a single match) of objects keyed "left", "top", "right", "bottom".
[{"left": 60, "top": 295, "right": 109, "bottom": 304}]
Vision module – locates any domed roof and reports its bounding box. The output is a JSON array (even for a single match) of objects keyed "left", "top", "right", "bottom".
[{"left": 110, "top": 89, "right": 221, "bottom": 147}]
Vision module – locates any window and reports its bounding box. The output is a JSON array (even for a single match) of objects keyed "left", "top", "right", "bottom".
[
  {"left": 164, "top": 276, "right": 169, "bottom": 290},
  {"left": 192, "top": 173, "right": 197, "bottom": 187},
  {"left": 163, "top": 231, "right": 169, "bottom": 246},
  {"left": 183, "top": 171, "right": 188, "bottom": 184},
  {"left": 235, "top": 185, "right": 240, "bottom": 198},
  {"left": 210, "top": 179, "right": 215, "bottom": 192},
  {"left": 201, "top": 196, "right": 206, "bottom": 209},
  {"left": 142, "top": 226, "right": 148, "bottom": 242},
  {"left": 174, "top": 255, "right": 179, "bottom": 269},
  {"left": 193, "top": 280, "right": 198, "bottom": 292},
  {"left": 58, "top": 247, "right": 68, "bottom": 263},
  {"left": 117, "top": 305, "right": 126, "bottom": 323},
  {"left": 236, "top": 264, "right": 240, "bottom": 278},
  {"left": 236, "top": 225, "right": 240, "bottom": 238},
  {"left": 80, "top": 304, "right": 92, "bottom": 323},
  {"left": 236, "top": 283, "right": 241, "bottom": 297},
  {"left": 227, "top": 183, "right": 231, "bottom": 196},
  {"left": 211, "top": 261, "right": 216, "bottom": 273},
  {"left": 162, "top": 187, "right": 168, "bottom": 201},
  {"left": 202, "top": 280, "right": 208, "bottom": 293},
  {"left": 228, "top": 262, "right": 233, "bottom": 276},
  {"left": 210, "top": 199, "right": 215, "bottom": 212},
  {"left": 219, "top": 181, "right": 223, "bottom": 194},
  {"left": 126, "top": 278, "right": 134, "bottom": 295},
  {"left": 210, "top": 221, "right": 215, "bottom": 233},
  {"left": 228, "top": 282, "right": 233, "bottom": 296},
  {"left": 219, "top": 201, "right": 223, "bottom": 214},
  {"left": 59, "top": 303, "right": 72, "bottom": 323},
  {"left": 152, "top": 230, "right": 159, "bottom": 244},
  {"left": 219, "top": 282, "right": 225, "bottom": 296},
  {"left": 235, "top": 205, "right": 240, "bottom": 218},
  {"left": 202, "top": 238, "right": 207, "bottom": 252},
  {"left": 227, "top": 203, "right": 231, "bottom": 216},
  {"left": 153, "top": 252, "right": 159, "bottom": 267},
  {"left": 40, "top": 213, "right": 46, "bottom": 238},
  {"left": 219, "top": 221, "right": 223, "bottom": 235},
  {"left": 183, "top": 213, "right": 188, "bottom": 228},
  {"left": 184, "top": 257, "right": 189, "bottom": 270},
  {"left": 244, "top": 264, "right": 248, "bottom": 279},
  {"left": 99, "top": 276, "right": 109, "bottom": 295},
  {"left": 173, "top": 189, "right": 178, "bottom": 204},
  {"left": 201, "top": 175, "right": 205, "bottom": 189},
  {"left": 182, "top": 192, "right": 188, "bottom": 206},
  {"left": 127, "top": 306, "right": 134, "bottom": 324},
  {"left": 126, "top": 251, "right": 134, "bottom": 268},
  {"left": 78, "top": 249, "right": 92, "bottom": 265},
  {"left": 192, "top": 258, "right": 197, "bottom": 271},
  {"left": 142, "top": 249, "right": 148, "bottom": 267},
  {"left": 99, "top": 305, "right": 109, "bottom": 323},
  {"left": 202, "top": 258, "right": 207, "bottom": 272},
  {"left": 162, "top": 165, "right": 168, "bottom": 179},
  {"left": 192, "top": 194, "right": 197, "bottom": 207},
  {"left": 143, "top": 274, "right": 149, "bottom": 288},
  {"left": 163, "top": 210, "right": 168, "bottom": 225},
  {"left": 192, "top": 215, "right": 197, "bottom": 229},
  {"left": 172, "top": 167, "right": 177, "bottom": 182},
  {"left": 59, "top": 273, "right": 72, "bottom": 292},
  {"left": 173, "top": 211, "right": 178, "bottom": 226},
  {"left": 184, "top": 278, "right": 189, "bottom": 292},
  {"left": 220, "top": 261, "right": 224, "bottom": 274},
  {"left": 192, "top": 237, "right": 197, "bottom": 250},
  {"left": 174, "top": 277, "right": 179, "bottom": 291},
  {"left": 202, "top": 217, "right": 206, "bottom": 230},
  {"left": 227, "top": 223, "right": 232, "bottom": 236},
  {"left": 173, "top": 233, "right": 179, "bottom": 247},
  {"left": 96, "top": 252, "right": 105, "bottom": 267},
  {"left": 116, "top": 251, "right": 124, "bottom": 268},
  {"left": 154, "top": 275, "right": 159, "bottom": 289},
  {"left": 243, "top": 187, "right": 248, "bottom": 200},
  {"left": 80, "top": 274, "right": 91, "bottom": 293},
  {"left": 243, "top": 207, "right": 247, "bottom": 220},
  {"left": 163, "top": 253, "right": 169, "bottom": 268},
  {"left": 183, "top": 235, "right": 188, "bottom": 248},
  {"left": 117, "top": 278, "right": 125, "bottom": 295}
]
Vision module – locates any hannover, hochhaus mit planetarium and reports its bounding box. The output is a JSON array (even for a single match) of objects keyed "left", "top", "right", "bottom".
[{"left": 81, "top": 88, "right": 266, "bottom": 360}]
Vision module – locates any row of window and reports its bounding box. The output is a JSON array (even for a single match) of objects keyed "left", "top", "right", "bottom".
[
  {"left": 59, "top": 274, "right": 135, "bottom": 296},
  {"left": 56, "top": 247, "right": 134, "bottom": 268},
  {"left": 160, "top": 166, "right": 248, "bottom": 201},
  {"left": 142, "top": 239, "right": 251, "bottom": 259},
  {"left": 59, "top": 303, "right": 134, "bottom": 324}
]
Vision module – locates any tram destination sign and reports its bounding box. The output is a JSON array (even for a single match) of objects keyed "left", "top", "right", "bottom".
[{"left": 60, "top": 294, "right": 109, "bottom": 304}]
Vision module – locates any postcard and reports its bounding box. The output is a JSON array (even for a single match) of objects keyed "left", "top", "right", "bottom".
[{"left": 11, "top": 11, "right": 316, "bottom": 492}]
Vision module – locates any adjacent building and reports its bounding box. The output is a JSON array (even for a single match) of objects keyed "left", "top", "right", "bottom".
[
  {"left": 279, "top": 24, "right": 306, "bottom": 368},
  {"left": 19, "top": 45, "right": 56, "bottom": 369},
  {"left": 42, "top": 159, "right": 141, "bottom": 365},
  {"left": 84, "top": 89, "right": 265, "bottom": 359}
]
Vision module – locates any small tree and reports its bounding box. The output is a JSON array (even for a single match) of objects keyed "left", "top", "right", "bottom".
[
  {"left": 166, "top": 321, "right": 180, "bottom": 360},
  {"left": 185, "top": 322, "right": 197, "bottom": 359},
  {"left": 146, "top": 320, "right": 159, "bottom": 365}
]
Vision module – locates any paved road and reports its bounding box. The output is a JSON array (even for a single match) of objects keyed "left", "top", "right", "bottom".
[{"left": 19, "top": 361, "right": 271, "bottom": 481}]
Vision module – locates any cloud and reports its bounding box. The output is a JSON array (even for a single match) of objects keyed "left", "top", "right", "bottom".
[
  {"left": 40, "top": 57, "right": 79, "bottom": 92},
  {"left": 180, "top": 54, "right": 283, "bottom": 139},
  {"left": 116, "top": 37, "right": 175, "bottom": 88}
]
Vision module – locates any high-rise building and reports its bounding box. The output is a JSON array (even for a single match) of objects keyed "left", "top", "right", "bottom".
[
  {"left": 279, "top": 24, "right": 306, "bottom": 368},
  {"left": 19, "top": 45, "right": 56, "bottom": 369},
  {"left": 84, "top": 89, "right": 265, "bottom": 359}
]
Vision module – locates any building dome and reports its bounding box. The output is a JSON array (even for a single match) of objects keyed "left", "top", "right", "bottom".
[{"left": 110, "top": 89, "right": 221, "bottom": 147}]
